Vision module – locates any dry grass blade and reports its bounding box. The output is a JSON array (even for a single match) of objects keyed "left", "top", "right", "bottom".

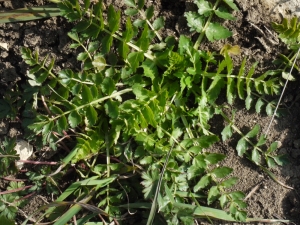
[{"left": 0, "top": 6, "right": 60, "bottom": 23}]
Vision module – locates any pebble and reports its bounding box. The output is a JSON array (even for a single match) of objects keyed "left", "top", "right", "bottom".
[{"left": 0, "top": 120, "right": 9, "bottom": 135}]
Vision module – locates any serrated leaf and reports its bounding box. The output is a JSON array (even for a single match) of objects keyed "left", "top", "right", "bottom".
[
  {"left": 153, "top": 17, "right": 164, "bottom": 30},
  {"left": 92, "top": 55, "right": 106, "bottom": 71},
  {"left": 207, "top": 186, "right": 220, "bottom": 205},
  {"left": 195, "top": 0, "right": 213, "bottom": 16},
  {"left": 101, "top": 34, "right": 113, "bottom": 54},
  {"left": 266, "top": 103, "right": 273, "bottom": 116},
  {"left": 68, "top": 32, "right": 80, "bottom": 42},
  {"left": 85, "top": 105, "right": 97, "bottom": 126},
  {"left": 68, "top": 111, "right": 82, "bottom": 128},
  {"left": 215, "top": 6, "right": 236, "bottom": 20},
  {"left": 251, "top": 148, "right": 260, "bottom": 164},
  {"left": 127, "top": 52, "right": 144, "bottom": 72},
  {"left": 211, "top": 166, "right": 233, "bottom": 178},
  {"left": 245, "top": 124, "right": 260, "bottom": 138},
  {"left": 207, "top": 76, "right": 225, "bottom": 103},
  {"left": 87, "top": 41, "right": 99, "bottom": 53},
  {"left": 221, "top": 125, "right": 233, "bottom": 141},
  {"left": 82, "top": 84, "right": 93, "bottom": 103},
  {"left": 125, "top": 8, "right": 138, "bottom": 16},
  {"left": 57, "top": 115, "right": 68, "bottom": 134},
  {"left": 236, "top": 138, "right": 247, "bottom": 156},
  {"left": 205, "top": 153, "right": 226, "bottom": 165},
  {"left": 227, "top": 77, "right": 235, "bottom": 104},
  {"left": 77, "top": 52, "right": 89, "bottom": 61},
  {"left": 206, "top": 23, "right": 232, "bottom": 41},
  {"left": 223, "top": 0, "right": 239, "bottom": 10},
  {"left": 282, "top": 71, "right": 296, "bottom": 81},
  {"left": 141, "top": 59, "right": 158, "bottom": 80},
  {"left": 266, "top": 157, "right": 276, "bottom": 168},
  {"left": 229, "top": 191, "right": 245, "bottom": 200},
  {"left": 219, "top": 195, "right": 228, "bottom": 209},
  {"left": 194, "top": 174, "right": 211, "bottom": 192},
  {"left": 141, "top": 105, "right": 157, "bottom": 127},
  {"left": 245, "top": 94, "right": 253, "bottom": 110},
  {"left": 104, "top": 99, "right": 119, "bottom": 119},
  {"left": 257, "top": 135, "right": 267, "bottom": 146},
  {"left": 124, "top": 0, "right": 136, "bottom": 8},
  {"left": 255, "top": 98, "right": 264, "bottom": 113},
  {"left": 273, "top": 154, "right": 289, "bottom": 166},
  {"left": 187, "top": 165, "right": 205, "bottom": 180},
  {"left": 267, "top": 141, "right": 278, "bottom": 154},
  {"left": 145, "top": 5, "right": 154, "bottom": 20},
  {"left": 220, "top": 177, "right": 238, "bottom": 188},
  {"left": 185, "top": 11, "right": 204, "bottom": 33},
  {"left": 101, "top": 77, "right": 115, "bottom": 95},
  {"left": 237, "top": 58, "right": 246, "bottom": 99},
  {"left": 108, "top": 5, "right": 120, "bottom": 34}
]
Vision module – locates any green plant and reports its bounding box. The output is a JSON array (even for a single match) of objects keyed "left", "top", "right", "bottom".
[{"left": 16, "top": 0, "right": 292, "bottom": 224}]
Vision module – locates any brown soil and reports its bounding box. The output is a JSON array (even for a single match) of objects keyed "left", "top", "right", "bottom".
[{"left": 1, "top": 0, "right": 300, "bottom": 224}]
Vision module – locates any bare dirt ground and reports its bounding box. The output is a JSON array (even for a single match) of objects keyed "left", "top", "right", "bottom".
[{"left": 1, "top": 0, "right": 300, "bottom": 224}]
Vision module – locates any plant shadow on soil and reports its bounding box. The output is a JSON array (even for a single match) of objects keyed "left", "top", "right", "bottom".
[{"left": 1, "top": 0, "right": 300, "bottom": 224}]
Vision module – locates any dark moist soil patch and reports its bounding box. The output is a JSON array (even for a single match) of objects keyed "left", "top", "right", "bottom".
[{"left": 1, "top": 0, "right": 300, "bottom": 224}]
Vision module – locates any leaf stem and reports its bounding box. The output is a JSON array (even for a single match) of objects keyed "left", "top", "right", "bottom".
[{"left": 193, "top": 0, "right": 221, "bottom": 49}]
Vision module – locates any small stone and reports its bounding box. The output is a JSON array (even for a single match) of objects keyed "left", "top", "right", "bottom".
[
  {"left": 0, "top": 120, "right": 9, "bottom": 135},
  {"left": 14, "top": 139, "right": 33, "bottom": 169},
  {"left": 293, "top": 139, "right": 300, "bottom": 149}
]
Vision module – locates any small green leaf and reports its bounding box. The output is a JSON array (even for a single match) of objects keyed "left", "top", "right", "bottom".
[
  {"left": 124, "top": 0, "right": 136, "bottom": 7},
  {"left": 229, "top": 191, "right": 245, "bottom": 200},
  {"left": 82, "top": 84, "right": 93, "bottom": 103},
  {"left": 245, "top": 124, "right": 260, "bottom": 138},
  {"left": 207, "top": 186, "right": 220, "bottom": 205},
  {"left": 187, "top": 165, "right": 205, "bottom": 180},
  {"left": 237, "top": 58, "right": 246, "bottom": 100},
  {"left": 85, "top": 105, "right": 98, "bottom": 126},
  {"left": 206, "top": 23, "right": 232, "bottom": 41},
  {"left": 273, "top": 154, "right": 289, "bottom": 166},
  {"left": 220, "top": 177, "right": 238, "bottom": 188},
  {"left": 282, "top": 71, "right": 296, "bottom": 81},
  {"left": 153, "top": 17, "right": 164, "bottom": 30},
  {"left": 245, "top": 94, "right": 253, "bottom": 110},
  {"left": 221, "top": 125, "right": 232, "bottom": 141},
  {"left": 194, "top": 174, "right": 211, "bottom": 192},
  {"left": 108, "top": 5, "right": 120, "bottom": 34},
  {"left": 219, "top": 195, "right": 228, "bottom": 209},
  {"left": 68, "top": 111, "right": 82, "bottom": 128},
  {"left": 145, "top": 5, "right": 154, "bottom": 20},
  {"left": 57, "top": 115, "right": 68, "bottom": 134},
  {"left": 127, "top": 52, "right": 144, "bottom": 72},
  {"left": 215, "top": 6, "right": 236, "bottom": 20},
  {"left": 137, "top": 0, "right": 145, "bottom": 9},
  {"left": 125, "top": 8, "right": 138, "bottom": 16},
  {"left": 92, "top": 55, "right": 106, "bottom": 71},
  {"left": 236, "top": 138, "right": 247, "bottom": 156},
  {"left": 104, "top": 100, "right": 119, "bottom": 119},
  {"left": 101, "top": 77, "right": 115, "bottom": 95},
  {"left": 207, "top": 76, "right": 225, "bottom": 103},
  {"left": 223, "top": 0, "right": 239, "bottom": 10},
  {"left": 87, "top": 41, "right": 99, "bottom": 53},
  {"left": 211, "top": 166, "right": 233, "bottom": 178},
  {"left": 255, "top": 98, "right": 264, "bottom": 113},
  {"left": 196, "top": 0, "right": 213, "bottom": 16},
  {"left": 267, "top": 141, "right": 278, "bottom": 154},
  {"left": 185, "top": 11, "right": 204, "bottom": 33},
  {"left": 77, "top": 52, "right": 89, "bottom": 61},
  {"left": 251, "top": 148, "right": 260, "bottom": 164},
  {"left": 266, "top": 157, "right": 276, "bottom": 168},
  {"left": 67, "top": 31, "right": 80, "bottom": 42},
  {"left": 257, "top": 135, "right": 267, "bottom": 146},
  {"left": 266, "top": 103, "right": 273, "bottom": 116},
  {"left": 205, "top": 153, "right": 226, "bottom": 165}
]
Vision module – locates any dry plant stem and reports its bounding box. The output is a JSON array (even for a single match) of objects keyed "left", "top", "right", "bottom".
[
  {"left": 2, "top": 176, "right": 26, "bottom": 182},
  {"left": 244, "top": 182, "right": 261, "bottom": 200},
  {"left": 0, "top": 185, "right": 33, "bottom": 195},
  {"left": 264, "top": 47, "right": 300, "bottom": 135},
  {"left": 17, "top": 160, "right": 58, "bottom": 165}
]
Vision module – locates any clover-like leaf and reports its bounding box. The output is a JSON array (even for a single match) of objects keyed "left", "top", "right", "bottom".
[{"left": 206, "top": 23, "right": 232, "bottom": 42}]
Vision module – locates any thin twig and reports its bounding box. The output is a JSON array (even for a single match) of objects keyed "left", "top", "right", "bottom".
[{"left": 264, "top": 47, "right": 300, "bottom": 135}]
